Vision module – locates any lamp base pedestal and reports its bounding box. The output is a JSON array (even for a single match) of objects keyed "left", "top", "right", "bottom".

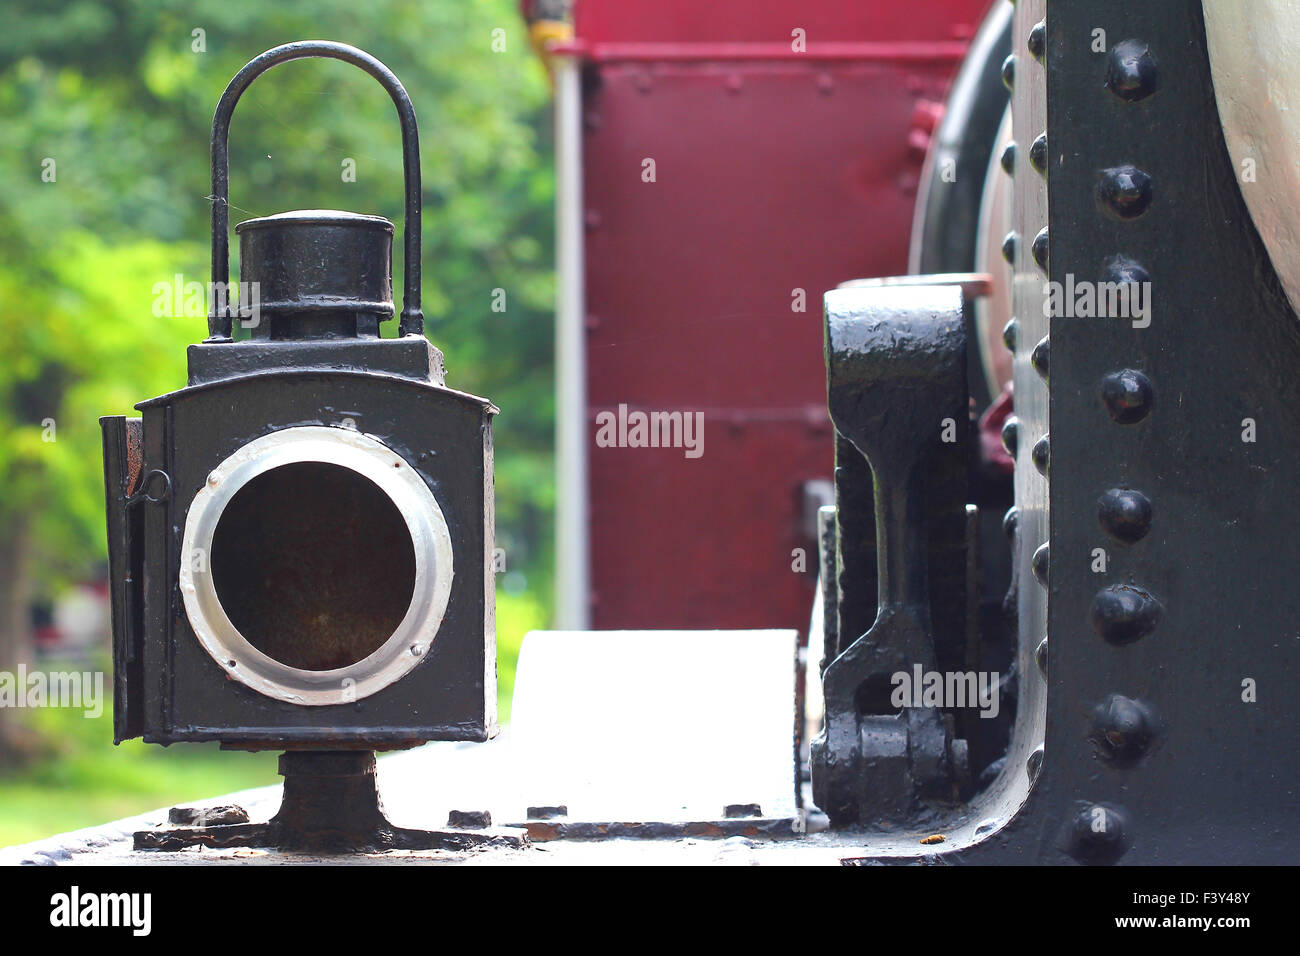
[{"left": 133, "top": 750, "right": 525, "bottom": 853}]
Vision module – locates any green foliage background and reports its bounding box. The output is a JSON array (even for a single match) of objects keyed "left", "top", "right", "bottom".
[{"left": 0, "top": 0, "right": 556, "bottom": 843}]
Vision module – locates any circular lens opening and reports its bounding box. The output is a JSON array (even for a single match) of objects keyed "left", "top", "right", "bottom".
[{"left": 210, "top": 461, "right": 416, "bottom": 671}]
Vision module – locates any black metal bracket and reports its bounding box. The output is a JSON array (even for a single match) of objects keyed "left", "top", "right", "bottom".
[{"left": 811, "top": 283, "right": 970, "bottom": 826}]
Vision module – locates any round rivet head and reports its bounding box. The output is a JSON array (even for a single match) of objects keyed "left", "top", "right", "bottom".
[
  {"left": 1001, "top": 416, "right": 1019, "bottom": 457},
  {"left": 1098, "top": 488, "right": 1152, "bottom": 543},
  {"left": 1090, "top": 584, "right": 1162, "bottom": 645},
  {"left": 1027, "top": 20, "right": 1046, "bottom": 62},
  {"left": 1096, "top": 165, "right": 1153, "bottom": 219},
  {"left": 1002, "top": 231, "right": 1018, "bottom": 265},
  {"left": 1106, "top": 39, "right": 1158, "bottom": 102},
  {"left": 1031, "top": 335, "right": 1049, "bottom": 381},
  {"left": 1035, "top": 637, "right": 1048, "bottom": 679},
  {"left": 1029, "top": 132, "right": 1048, "bottom": 175},
  {"left": 1001, "top": 54, "right": 1015, "bottom": 92},
  {"left": 1000, "top": 141, "right": 1017, "bottom": 176},
  {"left": 1031, "top": 434, "right": 1049, "bottom": 475},
  {"left": 1089, "top": 694, "right": 1159, "bottom": 768},
  {"left": 1101, "top": 369, "right": 1154, "bottom": 424},
  {"left": 1002, "top": 506, "right": 1019, "bottom": 539},
  {"left": 1065, "top": 803, "right": 1130, "bottom": 865},
  {"left": 1032, "top": 542, "right": 1049, "bottom": 586},
  {"left": 1031, "top": 227, "right": 1049, "bottom": 272},
  {"left": 1002, "top": 317, "right": 1019, "bottom": 352}
]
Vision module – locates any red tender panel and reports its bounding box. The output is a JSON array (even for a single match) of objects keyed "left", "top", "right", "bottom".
[
  {"left": 574, "top": 0, "right": 990, "bottom": 44},
  {"left": 583, "top": 60, "right": 958, "bottom": 632},
  {"left": 588, "top": 419, "right": 830, "bottom": 630}
]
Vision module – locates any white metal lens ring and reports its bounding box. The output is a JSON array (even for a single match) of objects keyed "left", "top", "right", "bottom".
[{"left": 179, "top": 425, "right": 453, "bottom": 705}]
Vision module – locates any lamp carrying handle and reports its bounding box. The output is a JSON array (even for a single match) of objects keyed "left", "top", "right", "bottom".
[{"left": 208, "top": 40, "right": 423, "bottom": 342}]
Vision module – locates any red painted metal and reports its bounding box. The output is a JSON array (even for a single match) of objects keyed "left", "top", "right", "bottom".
[
  {"left": 573, "top": 0, "right": 983, "bottom": 43},
  {"left": 552, "top": 41, "right": 973, "bottom": 62},
  {"left": 572, "top": 0, "right": 991, "bottom": 632}
]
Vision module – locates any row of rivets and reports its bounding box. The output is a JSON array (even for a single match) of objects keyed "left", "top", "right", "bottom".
[
  {"left": 1072, "top": 33, "right": 1163, "bottom": 866},
  {"left": 1001, "top": 10, "right": 1054, "bottom": 802},
  {"left": 998, "top": 36, "right": 1021, "bottom": 537},
  {"left": 1024, "top": 16, "right": 1051, "bottom": 607},
  {"left": 1016, "top": 42, "right": 1052, "bottom": 746}
]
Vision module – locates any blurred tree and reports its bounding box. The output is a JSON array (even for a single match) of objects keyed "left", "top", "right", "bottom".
[{"left": 0, "top": 0, "right": 556, "bottom": 758}]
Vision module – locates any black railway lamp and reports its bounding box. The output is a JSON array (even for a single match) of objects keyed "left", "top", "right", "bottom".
[{"left": 100, "top": 41, "right": 511, "bottom": 851}]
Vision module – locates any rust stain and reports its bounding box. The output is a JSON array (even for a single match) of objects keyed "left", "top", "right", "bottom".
[
  {"left": 124, "top": 419, "right": 144, "bottom": 496},
  {"left": 526, "top": 823, "right": 560, "bottom": 842}
]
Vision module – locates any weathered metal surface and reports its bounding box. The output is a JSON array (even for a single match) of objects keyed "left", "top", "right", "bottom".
[
  {"left": 446, "top": 809, "right": 492, "bottom": 829},
  {"left": 169, "top": 805, "right": 250, "bottom": 827},
  {"left": 519, "top": 818, "right": 796, "bottom": 842}
]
